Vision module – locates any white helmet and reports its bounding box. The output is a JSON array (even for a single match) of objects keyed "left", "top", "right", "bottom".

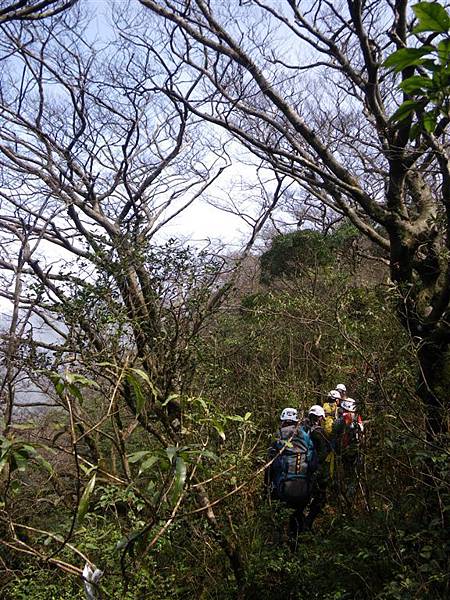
[
  {"left": 280, "top": 407, "right": 298, "bottom": 422},
  {"left": 341, "top": 398, "right": 356, "bottom": 412},
  {"left": 336, "top": 384, "right": 347, "bottom": 393},
  {"left": 308, "top": 405, "right": 325, "bottom": 418},
  {"left": 328, "top": 389, "right": 341, "bottom": 400}
]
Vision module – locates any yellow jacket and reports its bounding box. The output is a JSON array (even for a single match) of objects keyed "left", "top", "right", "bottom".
[{"left": 323, "top": 401, "right": 338, "bottom": 439}]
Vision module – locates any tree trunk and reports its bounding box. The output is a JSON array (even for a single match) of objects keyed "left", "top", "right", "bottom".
[
  {"left": 417, "top": 337, "right": 449, "bottom": 440},
  {"left": 196, "top": 485, "right": 246, "bottom": 596}
]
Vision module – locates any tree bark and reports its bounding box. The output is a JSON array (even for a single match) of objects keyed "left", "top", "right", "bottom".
[{"left": 417, "top": 337, "right": 449, "bottom": 440}]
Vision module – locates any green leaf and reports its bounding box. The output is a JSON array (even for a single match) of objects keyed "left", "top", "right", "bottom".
[
  {"left": 11, "top": 442, "right": 54, "bottom": 475},
  {"left": 67, "top": 384, "right": 83, "bottom": 404},
  {"left": 409, "top": 122, "right": 422, "bottom": 140},
  {"left": 0, "top": 452, "right": 10, "bottom": 474},
  {"left": 173, "top": 456, "right": 187, "bottom": 498},
  {"left": 20, "top": 444, "right": 37, "bottom": 457},
  {"left": 77, "top": 472, "right": 96, "bottom": 526},
  {"left": 128, "top": 369, "right": 159, "bottom": 410},
  {"left": 80, "top": 463, "right": 96, "bottom": 476},
  {"left": 432, "top": 66, "right": 450, "bottom": 87},
  {"left": 399, "top": 75, "right": 434, "bottom": 93},
  {"left": 383, "top": 47, "right": 434, "bottom": 71},
  {"left": 11, "top": 450, "right": 29, "bottom": 472},
  {"left": 128, "top": 450, "right": 151, "bottom": 464},
  {"left": 126, "top": 373, "right": 146, "bottom": 414},
  {"left": 199, "top": 449, "right": 218, "bottom": 461},
  {"left": 391, "top": 99, "right": 422, "bottom": 122},
  {"left": 65, "top": 373, "right": 99, "bottom": 388},
  {"left": 161, "top": 393, "right": 179, "bottom": 407},
  {"left": 198, "top": 397, "right": 209, "bottom": 413},
  {"left": 131, "top": 369, "right": 160, "bottom": 399},
  {"left": 9, "top": 480, "right": 21, "bottom": 494},
  {"left": 1, "top": 438, "right": 12, "bottom": 452},
  {"left": 138, "top": 455, "right": 159, "bottom": 475},
  {"left": 413, "top": 2, "right": 450, "bottom": 34},
  {"left": 212, "top": 419, "right": 226, "bottom": 441},
  {"left": 55, "top": 380, "right": 65, "bottom": 398},
  {"left": 438, "top": 38, "right": 450, "bottom": 62},
  {"left": 423, "top": 109, "right": 438, "bottom": 132},
  {"left": 129, "top": 368, "right": 150, "bottom": 384},
  {"left": 35, "top": 454, "right": 54, "bottom": 475},
  {"left": 166, "top": 446, "right": 177, "bottom": 463}
]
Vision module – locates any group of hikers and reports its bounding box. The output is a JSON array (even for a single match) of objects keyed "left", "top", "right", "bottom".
[{"left": 266, "top": 384, "right": 364, "bottom": 545}]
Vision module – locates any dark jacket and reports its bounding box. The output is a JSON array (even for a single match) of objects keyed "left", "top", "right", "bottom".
[{"left": 303, "top": 417, "right": 332, "bottom": 482}]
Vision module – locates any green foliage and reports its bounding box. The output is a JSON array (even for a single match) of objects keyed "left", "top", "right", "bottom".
[
  {"left": 76, "top": 471, "right": 97, "bottom": 527},
  {"left": 4, "top": 223, "right": 448, "bottom": 600},
  {"left": 260, "top": 229, "right": 333, "bottom": 283},
  {"left": 49, "top": 370, "right": 99, "bottom": 405},
  {"left": 192, "top": 240, "right": 449, "bottom": 599},
  {"left": 0, "top": 435, "right": 54, "bottom": 480},
  {"left": 414, "top": 2, "right": 450, "bottom": 33},
  {"left": 4, "top": 519, "right": 179, "bottom": 600},
  {"left": 384, "top": 2, "right": 450, "bottom": 137},
  {"left": 6, "top": 566, "right": 84, "bottom": 600},
  {"left": 260, "top": 225, "right": 359, "bottom": 284},
  {"left": 125, "top": 367, "right": 159, "bottom": 414}
]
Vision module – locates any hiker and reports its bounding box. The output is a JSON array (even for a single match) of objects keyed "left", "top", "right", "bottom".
[
  {"left": 334, "top": 398, "right": 364, "bottom": 505},
  {"left": 335, "top": 398, "right": 364, "bottom": 456},
  {"left": 323, "top": 389, "right": 341, "bottom": 442},
  {"left": 266, "top": 407, "right": 316, "bottom": 542},
  {"left": 303, "top": 404, "right": 333, "bottom": 531},
  {"left": 335, "top": 384, "right": 347, "bottom": 417},
  {"left": 335, "top": 383, "right": 347, "bottom": 401}
]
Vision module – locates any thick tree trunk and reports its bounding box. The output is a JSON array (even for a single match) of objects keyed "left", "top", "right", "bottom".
[
  {"left": 417, "top": 338, "right": 449, "bottom": 440},
  {"left": 416, "top": 336, "right": 449, "bottom": 531},
  {"left": 389, "top": 233, "right": 448, "bottom": 441}
]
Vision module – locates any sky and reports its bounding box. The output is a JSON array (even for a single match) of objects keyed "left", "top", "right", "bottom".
[
  {"left": 94, "top": 0, "right": 267, "bottom": 247},
  {"left": 0, "top": 0, "right": 303, "bottom": 417},
  {"left": 164, "top": 199, "right": 251, "bottom": 246},
  {"left": 0, "top": 0, "right": 298, "bottom": 319}
]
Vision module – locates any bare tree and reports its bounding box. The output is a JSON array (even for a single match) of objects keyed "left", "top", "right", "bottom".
[
  {"left": 0, "top": 8, "right": 225, "bottom": 416},
  {"left": 0, "top": 0, "right": 77, "bottom": 24},
  {"left": 0, "top": 9, "right": 263, "bottom": 588},
  {"left": 137, "top": 0, "right": 450, "bottom": 438}
]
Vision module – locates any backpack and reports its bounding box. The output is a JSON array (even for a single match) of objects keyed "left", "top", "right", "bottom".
[
  {"left": 341, "top": 412, "right": 363, "bottom": 451},
  {"left": 269, "top": 423, "right": 317, "bottom": 502}
]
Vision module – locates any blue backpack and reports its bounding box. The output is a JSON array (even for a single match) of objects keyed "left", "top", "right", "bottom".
[{"left": 269, "top": 423, "right": 317, "bottom": 501}]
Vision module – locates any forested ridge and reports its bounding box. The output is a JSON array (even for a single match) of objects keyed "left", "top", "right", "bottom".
[
  {"left": 1, "top": 226, "right": 448, "bottom": 599},
  {"left": 0, "top": 1, "right": 449, "bottom": 599}
]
